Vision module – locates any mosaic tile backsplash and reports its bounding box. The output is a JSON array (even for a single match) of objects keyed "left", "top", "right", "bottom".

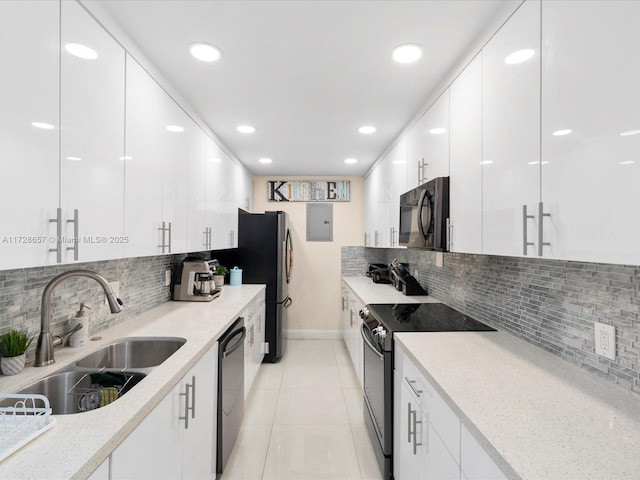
[
  {"left": 0, "top": 251, "right": 219, "bottom": 366},
  {"left": 342, "top": 246, "right": 640, "bottom": 395}
]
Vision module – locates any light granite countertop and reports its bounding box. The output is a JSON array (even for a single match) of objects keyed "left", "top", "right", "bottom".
[
  {"left": 396, "top": 331, "right": 640, "bottom": 480},
  {"left": 0, "top": 284, "right": 265, "bottom": 480},
  {"left": 342, "top": 275, "right": 443, "bottom": 305}
]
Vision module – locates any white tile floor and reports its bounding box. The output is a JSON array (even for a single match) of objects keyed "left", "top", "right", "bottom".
[{"left": 220, "top": 339, "right": 383, "bottom": 480}]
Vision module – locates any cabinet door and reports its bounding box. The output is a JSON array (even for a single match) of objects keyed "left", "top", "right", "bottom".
[
  {"left": 123, "top": 55, "right": 164, "bottom": 257},
  {"left": 60, "top": 0, "right": 125, "bottom": 263},
  {"left": 187, "top": 127, "right": 208, "bottom": 252},
  {"left": 460, "top": 424, "right": 506, "bottom": 480},
  {"left": 449, "top": 55, "right": 483, "bottom": 254},
  {"left": 394, "top": 371, "right": 420, "bottom": 480},
  {"left": 244, "top": 308, "right": 255, "bottom": 398},
  {"left": 111, "top": 384, "right": 182, "bottom": 479},
  {"left": 482, "top": 0, "right": 540, "bottom": 257},
  {"left": 0, "top": 1, "right": 59, "bottom": 269},
  {"left": 541, "top": 0, "right": 640, "bottom": 265},
  {"left": 237, "top": 164, "right": 253, "bottom": 213},
  {"left": 420, "top": 421, "right": 461, "bottom": 480},
  {"left": 182, "top": 343, "right": 218, "bottom": 479},
  {"left": 408, "top": 91, "right": 450, "bottom": 191},
  {"left": 341, "top": 286, "right": 350, "bottom": 343},
  {"left": 363, "top": 173, "right": 377, "bottom": 246},
  {"left": 87, "top": 457, "right": 110, "bottom": 480},
  {"left": 383, "top": 136, "right": 409, "bottom": 247}
]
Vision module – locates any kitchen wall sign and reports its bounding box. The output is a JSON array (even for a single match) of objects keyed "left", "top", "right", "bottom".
[{"left": 267, "top": 180, "right": 350, "bottom": 202}]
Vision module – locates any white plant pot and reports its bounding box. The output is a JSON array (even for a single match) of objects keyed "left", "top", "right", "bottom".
[
  {"left": 1, "top": 353, "right": 26, "bottom": 376},
  {"left": 213, "top": 275, "right": 225, "bottom": 287}
]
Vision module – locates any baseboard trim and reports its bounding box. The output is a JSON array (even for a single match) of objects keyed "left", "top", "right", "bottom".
[{"left": 284, "top": 329, "right": 342, "bottom": 340}]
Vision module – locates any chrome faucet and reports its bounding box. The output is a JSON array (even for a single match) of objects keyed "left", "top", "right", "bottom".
[{"left": 35, "top": 269, "right": 124, "bottom": 367}]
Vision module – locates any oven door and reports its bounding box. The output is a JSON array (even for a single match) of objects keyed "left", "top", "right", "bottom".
[{"left": 361, "top": 324, "right": 393, "bottom": 455}]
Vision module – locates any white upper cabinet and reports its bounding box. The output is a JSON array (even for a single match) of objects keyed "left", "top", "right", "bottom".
[
  {"left": 364, "top": 162, "right": 386, "bottom": 247},
  {"left": 541, "top": 0, "right": 640, "bottom": 265},
  {"left": 204, "top": 139, "right": 237, "bottom": 249},
  {"left": 0, "top": 1, "right": 59, "bottom": 269},
  {"left": 482, "top": 0, "right": 540, "bottom": 257},
  {"left": 124, "top": 56, "right": 164, "bottom": 257},
  {"left": 124, "top": 56, "right": 189, "bottom": 256},
  {"left": 380, "top": 136, "right": 409, "bottom": 247},
  {"left": 187, "top": 127, "right": 208, "bottom": 252},
  {"left": 60, "top": 1, "right": 125, "bottom": 263},
  {"left": 408, "top": 91, "right": 450, "bottom": 191},
  {"left": 449, "top": 54, "right": 483, "bottom": 254}
]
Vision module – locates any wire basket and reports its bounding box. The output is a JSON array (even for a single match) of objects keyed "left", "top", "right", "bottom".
[{"left": 0, "top": 393, "right": 57, "bottom": 463}]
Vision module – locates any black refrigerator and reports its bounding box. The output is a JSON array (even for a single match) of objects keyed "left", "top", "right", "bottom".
[{"left": 237, "top": 210, "right": 293, "bottom": 362}]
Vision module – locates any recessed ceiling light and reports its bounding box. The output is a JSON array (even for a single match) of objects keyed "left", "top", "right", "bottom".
[
  {"left": 429, "top": 127, "right": 447, "bottom": 135},
  {"left": 65, "top": 43, "right": 98, "bottom": 60},
  {"left": 209, "top": 157, "right": 221, "bottom": 163},
  {"left": 552, "top": 129, "right": 573, "bottom": 136},
  {"left": 480, "top": 160, "right": 494, "bottom": 165},
  {"left": 259, "top": 158, "right": 272, "bottom": 164},
  {"left": 504, "top": 49, "right": 535, "bottom": 65},
  {"left": 237, "top": 125, "right": 256, "bottom": 134},
  {"left": 66, "top": 156, "right": 82, "bottom": 161},
  {"left": 31, "top": 122, "right": 55, "bottom": 130},
  {"left": 166, "top": 125, "right": 184, "bottom": 133},
  {"left": 358, "top": 126, "right": 376, "bottom": 135},
  {"left": 620, "top": 160, "right": 635, "bottom": 165},
  {"left": 620, "top": 130, "right": 640, "bottom": 137},
  {"left": 118, "top": 156, "right": 133, "bottom": 161},
  {"left": 344, "top": 158, "right": 358, "bottom": 164},
  {"left": 189, "top": 43, "right": 222, "bottom": 62},
  {"left": 392, "top": 44, "right": 422, "bottom": 64}
]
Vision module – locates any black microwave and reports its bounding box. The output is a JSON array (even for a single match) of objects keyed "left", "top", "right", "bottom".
[{"left": 399, "top": 176, "right": 450, "bottom": 250}]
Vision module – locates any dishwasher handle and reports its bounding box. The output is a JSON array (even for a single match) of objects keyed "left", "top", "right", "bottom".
[{"left": 221, "top": 326, "right": 246, "bottom": 359}]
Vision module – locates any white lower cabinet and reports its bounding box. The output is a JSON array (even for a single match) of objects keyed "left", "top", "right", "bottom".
[
  {"left": 244, "top": 294, "right": 266, "bottom": 397},
  {"left": 395, "top": 344, "right": 507, "bottom": 480},
  {"left": 111, "top": 343, "right": 218, "bottom": 479},
  {"left": 87, "top": 457, "right": 110, "bottom": 480},
  {"left": 341, "top": 283, "right": 363, "bottom": 388}
]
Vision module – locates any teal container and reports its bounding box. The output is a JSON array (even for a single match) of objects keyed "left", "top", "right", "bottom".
[{"left": 229, "top": 266, "right": 243, "bottom": 286}]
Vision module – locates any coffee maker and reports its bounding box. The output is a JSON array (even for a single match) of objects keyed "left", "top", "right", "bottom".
[{"left": 173, "top": 258, "right": 221, "bottom": 302}]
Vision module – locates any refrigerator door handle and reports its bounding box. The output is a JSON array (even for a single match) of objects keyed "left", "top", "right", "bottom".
[
  {"left": 282, "top": 296, "right": 293, "bottom": 309},
  {"left": 285, "top": 228, "right": 293, "bottom": 284}
]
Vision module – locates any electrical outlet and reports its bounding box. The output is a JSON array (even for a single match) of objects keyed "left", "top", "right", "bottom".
[
  {"left": 594, "top": 322, "right": 616, "bottom": 361},
  {"left": 436, "top": 252, "right": 443, "bottom": 268},
  {"left": 165, "top": 270, "right": 172, "bottom": 286},
  {"left": 104, "top": 281, "right": 120, "bottom": 305},
  {"left": 414, "top": 269, "right": 419, "bottom": 279}
]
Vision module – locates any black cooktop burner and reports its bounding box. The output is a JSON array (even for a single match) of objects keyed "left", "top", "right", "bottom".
[{"left": 367, "top": 303, "right": 496, "bottom": 333}]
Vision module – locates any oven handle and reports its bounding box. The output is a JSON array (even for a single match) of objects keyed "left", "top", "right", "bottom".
[{"left": 360, "top": 324, "right": 383, "bottom": 359}]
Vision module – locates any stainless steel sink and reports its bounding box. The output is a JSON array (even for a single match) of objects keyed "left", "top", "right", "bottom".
[
  {"left": 6, "top": 370, "right": 146, "bottom": 415},
  {"left": 75, "top": 337, "right": 186, "bottom": 369}
]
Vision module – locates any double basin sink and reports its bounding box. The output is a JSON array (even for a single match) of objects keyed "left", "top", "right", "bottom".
[{"left": 7, "top": 337, "right": 186, "bottom": 415}]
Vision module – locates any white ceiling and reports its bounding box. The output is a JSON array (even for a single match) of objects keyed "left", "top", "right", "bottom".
[{"left": 95, "top": 0, "right": 517, "bottom": 176}]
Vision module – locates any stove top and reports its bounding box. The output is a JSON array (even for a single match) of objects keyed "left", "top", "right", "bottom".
[{"left": 365, "top": 303, "right": 496, "bottom": 334}]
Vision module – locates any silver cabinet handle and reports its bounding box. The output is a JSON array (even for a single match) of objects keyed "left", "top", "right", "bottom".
[
  {"left": 364, "top": 232, "right": 369, "bottom": 247},
  {"left": 179, "top": 380, "right": 191, "bottom": 429},
  {"left": 49, "top": 207, "right": 62, "bottom": 263},
  {"left": 405, "top": 376, "right": 423, "bottom": 397},
  {"left": 538, "top": 202, "right": 551, "bottom": 256},
  {"left": 374, "top": 230, "right": 380, "bottom": 247},
  {"left": 158, "top": 221, "right": 172, "bottom": 253},
  {"left": 412, "top": 409, "right": 422, "bottom": 454},
  {"left": 66, "top": 209, "right": 79, "bottom": 261},
  {"left": 407, "top": 401, "right": 413, "bottom": 443},
  {"left": 389, "top": 227, "right": 397, "bottom": 247},
  {"left": 522, "top": 205, "right": 535, "bottom": 255},
  {"left": 417, "top": 158, "right": 428, "bottom": 185},
  {"left": 203, "top": 227, "right": 212, "bottom": 249},
  {"left": 350, "top": 310, "right": 355, "bottom": 328},
  {"left": 446, "top": 217, "right": 453, "bottom": 250},
  {"left": 190, "top": 375, "right": 196, "bottom": 420}
]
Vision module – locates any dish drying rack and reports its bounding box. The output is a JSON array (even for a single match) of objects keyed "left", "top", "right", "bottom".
[{"left": 0, "top": 393, "right": 57, "bottom": 463}]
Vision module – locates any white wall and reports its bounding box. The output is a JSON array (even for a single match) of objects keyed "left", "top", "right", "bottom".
[{"left": 252, "top": 176, "right": 364, "bottom": 334}]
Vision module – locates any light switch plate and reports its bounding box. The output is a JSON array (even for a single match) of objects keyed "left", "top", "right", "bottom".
[
  {"left": 165, "top": 270, "right": 172, "bottom": 286},
  {"left": 594, "top": 322, "right": 616, "bottom": 361},
  {"left": 435, "top": 252, "right": 444, "bottom": 268}
]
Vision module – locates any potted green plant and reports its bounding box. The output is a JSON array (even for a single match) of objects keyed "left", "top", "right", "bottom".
[
  {"left": 0, "top": 328, "right": 34, "bottom": 375},
  {"left": 213, "top": 265, "right": 228, "bottom": 287}
]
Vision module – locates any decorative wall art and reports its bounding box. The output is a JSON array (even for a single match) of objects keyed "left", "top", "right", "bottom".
[{"left": 267, "top": 180, "right": 350, "bottom": 202}]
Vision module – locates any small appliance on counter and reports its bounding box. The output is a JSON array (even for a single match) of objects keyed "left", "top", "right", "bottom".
[
  {"left": 389, "top": 259, "right": 427, "bottom": 296},
  {"left": 366, "top": 263, "right": 392, "bottom": 284},
  {"left": 173, "top": 258, "right": 222, "bottom": 302}
]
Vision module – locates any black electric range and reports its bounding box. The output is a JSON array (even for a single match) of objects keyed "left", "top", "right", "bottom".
[{"left": 359, "top": 302, "right": 495, "bottom": 480}]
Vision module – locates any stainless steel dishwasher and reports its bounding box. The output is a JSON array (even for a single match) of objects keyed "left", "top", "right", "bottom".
[{"left": 216, "top": 317, "right": 246, "bottom": 476}]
